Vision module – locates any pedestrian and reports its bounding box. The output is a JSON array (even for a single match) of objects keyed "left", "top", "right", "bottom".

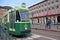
[{"left": 45, "top": 19, "right": 51, "bottom": 29}]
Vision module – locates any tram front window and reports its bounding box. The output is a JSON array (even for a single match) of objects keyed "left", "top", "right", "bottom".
[
  {"left": 16, "top": 10, "right": 21, "bottom": 22},
  {"left": 20, "top": 10, "right": 29, "bottom": 21}
]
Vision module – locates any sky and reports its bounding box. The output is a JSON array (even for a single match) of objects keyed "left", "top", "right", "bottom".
[{"left": 0, "top": 0, "right": 44, "bottom": 7}]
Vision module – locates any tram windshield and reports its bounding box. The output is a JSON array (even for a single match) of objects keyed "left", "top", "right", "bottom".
[{"left": 20, "top": 10, "right": 29, "bottom": 21}]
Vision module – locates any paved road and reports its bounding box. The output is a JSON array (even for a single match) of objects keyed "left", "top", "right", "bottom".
[
  {"left": 30, "top": 24, "right": 60, "bottom": 40},
  {"left": 13, "top": 33, "right": 57, "bottom": 40},
  {"left": 31, "top": 29, "right": 60, "bottom": 40}
]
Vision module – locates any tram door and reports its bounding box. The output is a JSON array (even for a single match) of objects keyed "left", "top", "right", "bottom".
[
  {"left": 10, "top": 11, "right": 15, "bottom": 28},
  {"left": 16, "top": 10, "right": 21, "bottom": 22},
  {"left": 57, "top": 15, "right": 60, "bottom": 23}
]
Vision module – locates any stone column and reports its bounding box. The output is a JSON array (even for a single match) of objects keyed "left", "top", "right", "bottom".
[{"left": 55, "top": 16, "right": 57, "bottom": 23}]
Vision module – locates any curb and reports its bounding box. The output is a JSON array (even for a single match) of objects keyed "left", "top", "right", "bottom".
[{"left": 32, "top": 28, "right": 60, "bottom": 32}]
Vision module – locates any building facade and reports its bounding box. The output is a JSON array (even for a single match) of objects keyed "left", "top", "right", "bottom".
[
  {"left": 0, "top": 6, "right": 12, "bottom": 24},
  {"left": 29, "top": 0, "right": 60, "bottom": 24}
]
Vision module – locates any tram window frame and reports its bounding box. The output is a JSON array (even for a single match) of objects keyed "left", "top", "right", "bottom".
[{"left": 16, "top": 10, "right": 21, "bottom": 22}]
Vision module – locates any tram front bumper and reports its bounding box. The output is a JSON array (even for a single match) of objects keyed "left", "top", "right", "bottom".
[{"left": 21, "top": 30, "right": 31, "bottom": 34}]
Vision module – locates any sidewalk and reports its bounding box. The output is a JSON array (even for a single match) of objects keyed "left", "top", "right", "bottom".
[
  {"left": 31, "top": 24, "right": 60, "bottom": 32},
  {"left": 32, "top": 29, "right": 60, "bottom": 36}
]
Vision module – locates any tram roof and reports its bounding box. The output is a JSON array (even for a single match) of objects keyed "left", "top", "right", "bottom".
[
  {"left": 15, "top": 7, "right": 29, "bottom": 11},
  {"left": 15, "top": 3, "right": 29, "bottom": 10}
]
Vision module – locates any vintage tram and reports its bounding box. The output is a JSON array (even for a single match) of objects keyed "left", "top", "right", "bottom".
[{"left": 1, "top": 3, "right": 31, "bottom": 36}]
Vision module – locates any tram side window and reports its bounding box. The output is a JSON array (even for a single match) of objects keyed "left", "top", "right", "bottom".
[
  {"left": 16, "top": 10, "right": 21, "bottom": 22},
  {"left": 10, "top": 12, "right": 15, "bottom": 28}
]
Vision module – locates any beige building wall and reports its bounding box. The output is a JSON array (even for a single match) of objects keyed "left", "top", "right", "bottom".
[
  {"left": 0, "top": 8, "right": 7, "bottom": 18},
  {"left": 0, "top": 6, "right": 12, "bottom": 24},
  {"left": 29, "top": 0, "right": 60, "bottom": 24}
]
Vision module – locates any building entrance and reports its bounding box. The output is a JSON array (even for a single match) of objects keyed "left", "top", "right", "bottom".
[{"left": 57, "top": 15, "right": 60, "bottom": 23}]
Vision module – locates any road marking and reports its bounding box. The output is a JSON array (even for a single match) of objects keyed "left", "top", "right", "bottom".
[
  {"left": 38, "top": 35, "right": 57, "bottom": 40},
  {"left": 31, "top": 34, "right": 41, "bottom": 38},
  {"left": 31, "top": 33, "right": 56, "bottom": 40},
  {"left": 13, "top": 33, "right": 57, "bottom": 40},
  {"left": 27, "top": 37, "right": 32, "bottom": 39},
  {"left": 26, "top": 34, "right": 56, "bottom": 40},
  {"left": 26, "top": 34, "right": 41, "bottom": 39}
]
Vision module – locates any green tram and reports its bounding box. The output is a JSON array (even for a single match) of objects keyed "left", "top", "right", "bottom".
[{"left": 1, "top": 3, "right": 31, "bottom": 36}]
